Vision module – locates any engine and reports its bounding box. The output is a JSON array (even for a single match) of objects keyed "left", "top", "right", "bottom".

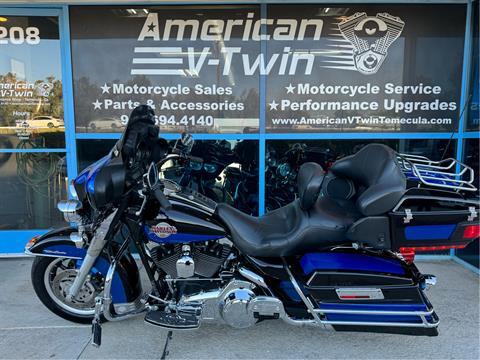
[{"left": 150, "top": 241, "right": 231, "bottom": 278}]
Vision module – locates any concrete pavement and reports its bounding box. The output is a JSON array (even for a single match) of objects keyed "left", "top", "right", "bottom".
[{"left": 0, "top": 258, "right": 478, "bottom": 359}]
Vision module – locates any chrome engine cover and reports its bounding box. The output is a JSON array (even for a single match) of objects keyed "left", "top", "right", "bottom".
[
  {"left": 221, "top": 288, "right": 257, "bottom": 329},
  {"left": 177, "top": 279, "right": 286, "bottom": 329}
]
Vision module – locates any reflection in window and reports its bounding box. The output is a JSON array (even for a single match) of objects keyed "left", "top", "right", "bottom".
[
  {"left": 0, "top": 151, "right": 67, "bottom": 229},
  {"left": 0, "top": 16, "right": 64, "bottom": 148}
]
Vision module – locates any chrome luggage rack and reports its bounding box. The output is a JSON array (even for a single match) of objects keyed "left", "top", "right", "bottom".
[{"left": 397, "top": 153, "right": 477, "bottom": 192}]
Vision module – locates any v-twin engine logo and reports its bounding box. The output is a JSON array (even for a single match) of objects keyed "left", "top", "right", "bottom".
[{"left": 338, "top": 12, "right": 405, "bottom": 75}]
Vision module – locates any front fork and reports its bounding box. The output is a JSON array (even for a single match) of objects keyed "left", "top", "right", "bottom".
[{"left": 67, "top": 210, "right": 118, "bottom": 301}]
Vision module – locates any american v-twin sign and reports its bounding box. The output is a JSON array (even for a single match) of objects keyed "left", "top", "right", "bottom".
[{"left": 132, "top": 12, "right": 404, "bottom": 76}]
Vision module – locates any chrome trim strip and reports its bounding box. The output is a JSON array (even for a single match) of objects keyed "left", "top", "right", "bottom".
[
  {"left": 322, "top": 319, "right": 439, "bottom": 328},
  {"left": 315, "top": 308, "right": 434, "bottom": 316}
]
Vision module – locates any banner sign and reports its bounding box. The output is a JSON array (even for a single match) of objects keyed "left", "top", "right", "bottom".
[
  {"left": 70, "top": 6, "right": 261, "bottom": 134},
  {"left": 70, "top": 5, "right": 466, "bottom": 134},
  {"left": 266, "top": 5, "right": 466, "bottom": 133},
  {"left": 0, "top": 16, "right": 64, "bottom": 148}
]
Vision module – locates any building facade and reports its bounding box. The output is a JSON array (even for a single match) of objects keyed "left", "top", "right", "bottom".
[{"left": 0, "top": 0, "right": 478, "bottom": 269}]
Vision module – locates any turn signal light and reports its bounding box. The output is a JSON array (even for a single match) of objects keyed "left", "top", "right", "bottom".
[{"left": 463, "top": 225, "right": 480, "bottom": 239}]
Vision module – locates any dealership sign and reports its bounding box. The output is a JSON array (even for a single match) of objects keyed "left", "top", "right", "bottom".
[
  {"left": 134, "top": 11, "right": 404, "bottom": 76},
  {"left": 70, "top": 5, "right": 465, "bottom": 133}
]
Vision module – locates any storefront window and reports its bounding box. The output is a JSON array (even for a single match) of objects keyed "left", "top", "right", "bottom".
[
  {"left": 265, "top": 139, "right": 455, "bottom": 211},
  {"left": 456, "top": 138, "right": 479, "bottom": 267},
  {"left": 70, "top": 6, "right": 261, "bottom": 134},
  {"left": 265, "top": 5, "right": 466, "bottom": 133},
  {"left": 0, "top": 15, "right": 65, "bottom": 149},
  {"left": 0, "top": 151, "right": 67, "bottom": 229},
  {"left": 77, "top": 139, "right": 259, "bottom": 215},
  {"left": 466, "top": 0, "right": 479, "bottom": 131},
  {"left": 0, "top": 14, "right": 66, "bottom": 231}
]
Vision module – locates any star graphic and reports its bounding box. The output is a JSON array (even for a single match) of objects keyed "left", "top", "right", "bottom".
[
  {"left": 285, "top": 83, "right": 295, "bottom": 94},
  {"left": 269, "top": 100, "right": 279, "bottom": 111},
  {"left": 147, "top": 23, "right": 156, "bottom": 32},
  {"left": 100, "top": 83, "right": 111, "bottom": 94},
  {"left": 92, "top": 100, "right": 102, "bottom": 110}
]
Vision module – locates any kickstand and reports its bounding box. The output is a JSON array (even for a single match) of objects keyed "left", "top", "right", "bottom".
[{"left": 160, "top": 331, "right": 173, "bottom": 360}]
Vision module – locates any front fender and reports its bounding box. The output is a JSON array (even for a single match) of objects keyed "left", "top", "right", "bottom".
[
  {"left": 25, "top": 227, "right": 141, "bottom": 304},
  {"left": 26, "top": 227, "right": 85, "bottom": 258}
]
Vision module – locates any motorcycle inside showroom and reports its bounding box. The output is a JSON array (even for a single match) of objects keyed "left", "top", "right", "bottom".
[{"left": 25, "top": 105, "right": 480, "bottom": 347}]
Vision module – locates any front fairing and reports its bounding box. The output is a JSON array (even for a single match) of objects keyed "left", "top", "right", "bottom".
[{"left": 73, "top": 153, "right": 113, "bottom": 204}]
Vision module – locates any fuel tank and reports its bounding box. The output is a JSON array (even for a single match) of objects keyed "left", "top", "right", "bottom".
[{"left": 143, "top": 190, "right": 227, "bottom": 244}]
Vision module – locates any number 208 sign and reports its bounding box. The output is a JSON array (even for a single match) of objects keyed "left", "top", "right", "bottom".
[{"left": 0, "top": 26, "right": 40, "bottom": 45}]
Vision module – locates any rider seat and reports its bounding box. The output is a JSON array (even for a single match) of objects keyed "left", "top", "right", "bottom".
[{"left": 216, "top": 144, "right": 406, "bottom": 257}]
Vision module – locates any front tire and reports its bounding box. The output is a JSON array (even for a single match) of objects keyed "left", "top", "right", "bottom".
[{"left": 31, "top": 257, "right": 101, "bottom": 324}]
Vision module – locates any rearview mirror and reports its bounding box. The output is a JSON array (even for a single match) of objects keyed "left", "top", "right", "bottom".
[{"left": 146, "top": 162, "right": 159, "bottom": 188}]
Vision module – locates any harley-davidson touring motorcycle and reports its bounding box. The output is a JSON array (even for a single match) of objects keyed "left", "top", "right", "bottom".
[{"left": 25, "top": 106, "right": 479, "bottom": 346}]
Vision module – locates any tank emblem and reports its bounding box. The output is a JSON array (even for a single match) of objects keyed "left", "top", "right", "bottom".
[{"left": 151, "top": 222, "right": 177, "bottom": 238}]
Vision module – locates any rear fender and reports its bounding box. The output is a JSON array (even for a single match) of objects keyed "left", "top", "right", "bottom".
[{"left": 25, "top": 227, "right": 141, "bottom": 304}]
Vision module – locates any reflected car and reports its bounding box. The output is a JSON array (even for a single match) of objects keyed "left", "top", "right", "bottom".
[
  {"left": 88, "top": 118, "right": 124, "bottom": 130},
  {"left": 22, "top": 116, "right": 64, "bottom": 129}
]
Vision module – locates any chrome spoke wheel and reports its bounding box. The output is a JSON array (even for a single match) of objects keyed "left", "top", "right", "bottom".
[{"left": 43, "top": 258, "right": 102, "bottom": 316}]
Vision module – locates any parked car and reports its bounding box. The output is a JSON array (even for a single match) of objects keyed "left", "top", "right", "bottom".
[
  {"left": 88, "top": 118, "right": 124, "bottom": 130},
  {"left": 22, "top": 116, "right": 64, "bottom": 129}
]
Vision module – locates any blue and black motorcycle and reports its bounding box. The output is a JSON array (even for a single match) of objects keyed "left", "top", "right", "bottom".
[{"left": 25, "top": 106, "right": 479, "bottom": 346}]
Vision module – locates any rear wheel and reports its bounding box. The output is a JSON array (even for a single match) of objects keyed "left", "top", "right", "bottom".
[{"left": 31, "top": 257, "right": 103, "bottom": 323}]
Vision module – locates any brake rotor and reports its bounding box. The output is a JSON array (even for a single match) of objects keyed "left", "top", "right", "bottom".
[{"left": 51, "top": 269, "right": 97, "bottom": 309}]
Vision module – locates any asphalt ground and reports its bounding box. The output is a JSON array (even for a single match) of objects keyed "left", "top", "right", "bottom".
[{"left": 0, "top": 258, "right": 478, "bottom": 360}]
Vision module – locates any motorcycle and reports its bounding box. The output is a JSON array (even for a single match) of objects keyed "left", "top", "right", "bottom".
[
  {"left": 160, "top": 139, "right": 259, "bottom": 214},
  {"left": 266, "top": 143, "right": 335, "bottom": 210},
  {"left": 25, "top": 105, "right": 480, "bottom": 347}
]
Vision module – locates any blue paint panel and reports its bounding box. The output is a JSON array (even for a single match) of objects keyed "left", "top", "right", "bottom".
[
  {"left": 404, "top": 224, "right": 456, "bottom": 241},
  {"left": 279, "top": 281, "right": 302, "bottom": 302},
  {"left": 76, "top": 256, "right": 127, "bottom": 303},
  {"left": 144, "top": 225, "right": 223, "bottom": 244},
  {"left": 320, "top": 303, "right": 428, "bottom": 312},
  {"left": 325, "top": 313, "right": 427, "bottom": 323},
  {"left": 320, "top": 303, "right": 431, "bottom": 324},
  {"left": 300, "top": 253, "right": 405, "bottom": 276}
]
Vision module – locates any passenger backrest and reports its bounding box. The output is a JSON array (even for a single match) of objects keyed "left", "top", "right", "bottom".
[
  {"left": 297, "top": 162, "right": 325, "bottom": 210},
  {"left": 329, "top": 144, "right": 406, "bottom": 216}
]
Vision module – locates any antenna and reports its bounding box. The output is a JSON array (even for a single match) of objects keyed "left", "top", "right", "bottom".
[{"left": 440, "top": 93, "right": 472, "bottom": 161}]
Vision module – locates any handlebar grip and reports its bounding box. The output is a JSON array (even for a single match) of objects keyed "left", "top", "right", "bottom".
[{"left": 154, "top": 188, "right": 172, "bottom": 211}]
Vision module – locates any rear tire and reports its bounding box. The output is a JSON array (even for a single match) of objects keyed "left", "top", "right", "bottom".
[{"left": 31, "top": 257, "right": 99, "bottom": 324}]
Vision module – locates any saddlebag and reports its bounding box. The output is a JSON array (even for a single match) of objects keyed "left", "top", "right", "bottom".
[{"left": 299, "top": 251, "right": 439, "bottom": 336}]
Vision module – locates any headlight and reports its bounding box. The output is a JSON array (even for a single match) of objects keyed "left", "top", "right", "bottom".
[
  {"left": 57, "top": 200, "right": 83, "bottom": 223},
  {"left": 69, "top": 181, "right": 79, "bottom": 200}
]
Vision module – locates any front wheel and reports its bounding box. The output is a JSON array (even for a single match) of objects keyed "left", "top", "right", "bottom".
[{"left": 31, "top": 257, "right": 103, "bottom": 324}]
